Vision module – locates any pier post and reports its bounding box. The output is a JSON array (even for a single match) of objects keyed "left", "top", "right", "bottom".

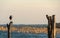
[
  {"left": 46, "top": 15, "right": 52, "bottom": 38},
  {"left": 51, "top": 15, "right": 56, "bottom": 38},
  {"left": 7, "top": 15, "right": 13, "bottom": 38},
  {"left": 46, "top": 15, "right": 56, "bottom": 38}
]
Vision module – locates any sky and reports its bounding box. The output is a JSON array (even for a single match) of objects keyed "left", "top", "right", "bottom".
[{"left": 0, "top": 0, "right": 60, "bottom": 24}]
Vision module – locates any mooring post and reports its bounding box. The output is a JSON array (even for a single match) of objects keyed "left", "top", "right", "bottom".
[
  {"left": 46, "top": 15, "right": 52, "bottom": 38},
  {"left": 46, "top": 15, "right": 56, "bottom": 38},
  {"left": 7, "top": 15, "right": 13, "bottom": 38},
  {"left": 51, "top": 15, "right": 56, "bottom": 38}
]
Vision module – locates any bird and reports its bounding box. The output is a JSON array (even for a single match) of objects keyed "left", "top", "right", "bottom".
[{"left": 9, "top": 15, "right": 12, "bottom": 20}]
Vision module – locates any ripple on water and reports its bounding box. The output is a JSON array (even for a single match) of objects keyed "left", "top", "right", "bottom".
[{"left": 0, "top": 31, "right": 60, "bottom": 38}]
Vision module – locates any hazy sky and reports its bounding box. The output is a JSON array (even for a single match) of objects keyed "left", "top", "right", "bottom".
[{"left": 0, "top": 0, "right": 60, "bottom": 24}]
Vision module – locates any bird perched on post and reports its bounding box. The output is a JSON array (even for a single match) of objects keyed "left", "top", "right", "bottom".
[{"left": 9, "top": 15, "right": 12, "bottom": 20}]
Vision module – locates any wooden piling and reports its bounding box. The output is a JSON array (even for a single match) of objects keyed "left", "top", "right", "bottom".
[
  {"left": 7, "top": 15, "right": 13, "bottom": 38},
  {"left": 51, "top": 15, "right": 56, "bottom": 38},
  {"left": 46, "top": 15, "right": 56, "bottom": 38},
  {"left": 46, "top": 15, "right": 52, "bottom": 38},
  {"left": 7, "top": 24, "right": 10, "bottom": 38}
]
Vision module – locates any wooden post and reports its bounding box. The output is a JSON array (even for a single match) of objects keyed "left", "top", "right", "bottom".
[
  {"left": 7, "top": 24, "right": 10, "bottom": 38},
  {"left": 51, "top": 15, "right": 56, "bottom": 38},
  {"left": 7, "top": 15, "right": 13, "bottom": 38},
  {"left": 46, "top": 15, "right": 56, "bottom": 38},
  {"left": 46, "top": 15, "right": 52, "bottom": 38}
]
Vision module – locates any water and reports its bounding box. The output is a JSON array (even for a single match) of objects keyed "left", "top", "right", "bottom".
[
  {"left": 0, "top": 31, "right": 60, "bottom": 38},
  {"left": 0, "top": 24, "right": 60, "bottom": 38}
]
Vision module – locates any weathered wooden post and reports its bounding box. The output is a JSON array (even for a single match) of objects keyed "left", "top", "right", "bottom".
[
  {"left": 51, "top": 15, "right": 56, "bottom": 38},
  {"left": 7, "top": 15, "right": 13, "bottom": 38},
  {"left": 46, "top": 15, "right": 52, "bottom": 38},
  {"left": 46, "top": 15, "right": 56, "bottom": 38}
]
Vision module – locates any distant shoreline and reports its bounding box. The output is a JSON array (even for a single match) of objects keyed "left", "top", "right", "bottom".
[
  {"left": 0, "top": 26, "right": 47, "bottom": 33},
  {"left": 0, "top": 25, "right": 60, "bottom": 34}
]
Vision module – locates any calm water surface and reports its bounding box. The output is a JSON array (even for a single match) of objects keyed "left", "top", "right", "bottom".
[{"left": 0, "top": 31, "right": 60, "bottom": 38}]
